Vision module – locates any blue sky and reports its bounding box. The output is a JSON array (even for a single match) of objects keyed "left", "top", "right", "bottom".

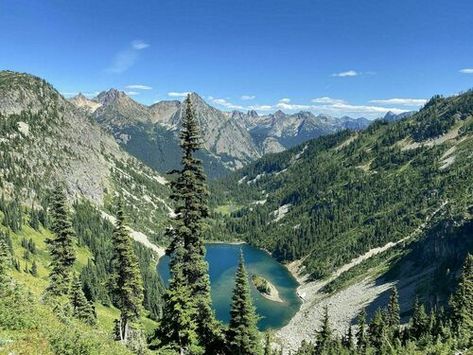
[{"left": 1, "top": 0, "right": 473, "bottom": 118}]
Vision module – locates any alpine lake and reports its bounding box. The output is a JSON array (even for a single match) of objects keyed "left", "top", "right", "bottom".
[{"left": 157, "top": 243, "right": 302, "bottom": 330}]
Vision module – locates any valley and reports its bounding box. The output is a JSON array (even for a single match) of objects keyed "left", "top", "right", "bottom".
[
  {"left": 2, "top": 1, "right": 473, "bottom": 354},
  {"left": 0, "top": 70, "right": 472, "bottom": 354}
]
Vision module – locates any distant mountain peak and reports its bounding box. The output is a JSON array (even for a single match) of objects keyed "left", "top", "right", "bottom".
[
  {"left": 69, "top": 92, "right": 102, "bottom": 113},
  {"left": 75, "top": 92, "right": 88, "bottom": 100},
  {"left": 188, "top": 92, "right": 210, "bottom": 108},
  {"left": 96, "top": 88, "right": 128, "bottom": 105},
  {"left": 273, "top": 110, "right": 286, "bottom": 118},
  {"left": 247, "top": 110, "right": 259, "bottom": 118}
]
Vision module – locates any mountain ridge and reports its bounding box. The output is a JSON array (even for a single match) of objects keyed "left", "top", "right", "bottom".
[
  {"left": 0, "top": 70, "right": 172, "bottom": 243},
  {"left": 69, "top": 89, "right": 376, "bottom": 177}
]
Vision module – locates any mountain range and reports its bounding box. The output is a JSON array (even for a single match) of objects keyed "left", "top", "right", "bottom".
[
  {"left": 2, "top": 70, "right": 471, "bottom": 353},
  {"left": 70, "top": 90, "right": 373, "bottom": 178}
]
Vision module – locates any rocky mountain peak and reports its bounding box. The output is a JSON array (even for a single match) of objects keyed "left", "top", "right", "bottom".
[
  {"left": 187, "top": 92, "right": 211, "bottom": 110},
  {"left": 96, "top": 88, "right": 128, "bottom": 105},
  {"left": 0, "top": 70, "right": 65, "bottom": 116},
  {"left": 273, "top": 110, "right": 287, "bottom": 119},
  {"left": 75, "top": 93, "right": 88, "bottom": 100},
  {"left": 70, "top": 93, "right": 102, "bottom": 113},
  {"left": 247, "top": 110, "right": 259, "bottom": 118}
]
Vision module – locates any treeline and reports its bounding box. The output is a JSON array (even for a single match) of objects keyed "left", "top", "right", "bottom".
[{"left": 294, "top": 254, "right": 473, "bottom": 355}]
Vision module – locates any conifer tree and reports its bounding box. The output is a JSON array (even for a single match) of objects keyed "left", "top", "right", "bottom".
[
  {"left": 227, "top": 251, "right": 262, "bottom": 355},
  {"left": 158, "top": 234, "right": 202, "bottom": 354},
  {"left": 369, "top": 308, "right": 387, "bottom": 351},
  {"left": 111, "top": 200, "right": 144, "bottom": 344},
  {"left": 162, "top": 94, "right": 223, "bottom": 352},
  {"left": 386, "top": 286, "right": 400, "bottom": 329},
  {"left": 342, "top": 325, "right": 354, "bottom": 351},
  {"left": 45, "top": 186, "right": 76, "bottom": 296},
  {"left": 316, "top": 306, "right": 333, "bottom": 353},
  {"left": 356, "top": 309, "right": 369, "bottom": 351},
  {"left": 70, "top": 274, "right": 96, "bottom": 325},
  {"left": 0, "top": 237, "right": 10, "bottom": 287},
  {"left": 410, "top": 297, "right": 429, "bottom": 340},
  {"left": 449, "top": 253, "right": 473, "bottom": 344},
  {"left": 263, "top": 332, "right": 272, "bottom": 355},
  {"left": 30, "top": 260, "right": 38, "bottom": 277}
]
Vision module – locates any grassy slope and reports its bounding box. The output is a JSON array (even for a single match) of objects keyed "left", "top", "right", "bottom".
[{"left": 0, "top": 212, "right": 157, "bottom": 354}]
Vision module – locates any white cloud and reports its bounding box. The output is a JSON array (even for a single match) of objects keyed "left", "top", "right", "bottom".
[
  {"left": 318, "top": 102, "right": 405, "bottom": 115},
  {"left": 131, "top": 40, "right": 150, "bottom": 50},
  {"left": 332, "top": 70, "right": 359, "bottom": 77},
  {"left": 125, "top": 84, "right": 152, "bottom": 90},
  {"left": 276, "top": 102, "right": 310, "bottom": 111},
  {"left": 311, "top": 97, "right": 346, "bottom": 105},
  {"left": 460, "top": 68, "right": 473, "bottom": 74},
  {"left": 279, "top": 98, "right": 291, "bottom": 103},
  {"left": 106, "top": 40, "right": 150, "bottom": 74},
  {"left": 248, "top": 105, "right": 274, "bottom": 111},
  {"left": 241, "top": 95, "right": 256, "bottom": 101},
  {"left": 125, "top": 91, "right": 139, "bottom": 96},
  {"left": 211, "top": 98, "right": 244, "bottom": 110},
  {"left": 168, "top": 91, "right": 190, "bottom": 98},
  {"left": 369, "top": 98, "right": 427, "bottom": 106}
]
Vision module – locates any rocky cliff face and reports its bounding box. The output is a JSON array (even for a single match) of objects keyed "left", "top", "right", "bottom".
[
  {"left": 0, "top": 71, "right": 171, "bottom": 234},
  {"left": 169, "top": 93, "right": 261, "bottom": 169},
  {"left": 149, "top": 100, "right": 181, "bottom": 125}
]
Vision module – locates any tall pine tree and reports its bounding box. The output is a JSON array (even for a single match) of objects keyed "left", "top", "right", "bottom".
[
  {"left": 316, "top": 306, "right": 333, "bottom": 353},
  {"left": 227, "top": 251, "right": 262, "bottom": 355},
  {"left": 45, "top": 186, "right": 76, "bottom": 296},
  {"left": 449, "top": 253, "right": 473, "bottom": 344},
  {"left": 161, "top": 94, "right": 223, "bottom": 353},
  {"left": 356, "top": 308, "right": 369, "bottom": 351},
  {"left": 386, "top": 287, "right": 400, "bottom": 329},
  {"left": 158, "top": 229, "right": 203, "bottom": 354},
  {"left": 410, "top": 297, "right": 429, "bottom": 340},
  {"left": 342, "top": 325, "right": 354, "bottom": 351},
  {"left": 111, "top": 200, "right": 144, "bottom": 344},
  {"left": 369, "top": 308, "right": 387, "bottom": 351}
]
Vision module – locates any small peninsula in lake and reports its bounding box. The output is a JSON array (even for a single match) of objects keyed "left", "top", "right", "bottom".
[{"left": 251, "top": 274, "right": 284, "bottom": 303}]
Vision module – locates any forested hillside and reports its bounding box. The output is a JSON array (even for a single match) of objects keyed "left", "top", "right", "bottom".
[
  {"left": 0, "top": 197, "right": 162, "bottom": 353},
  {"left": 0, "top": 71, "right": 170, "bottom": 352},
  {"left": 0, "top": 71, "right": 173, "bottom": 244},
  {"left": 211, "top": 90, "right": 473, "bottom": 283}
]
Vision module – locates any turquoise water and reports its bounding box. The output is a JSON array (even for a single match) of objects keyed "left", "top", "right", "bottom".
[{"left": 157, "top": 243, "right": 301, "bottom": 330}]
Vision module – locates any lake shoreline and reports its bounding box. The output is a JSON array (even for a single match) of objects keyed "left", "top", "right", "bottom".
[
  {"left": 205, "top": 240, "right": 246, "bottom": 245},
  {"left": 158, "top": 242, "right": 301, "bottom": 330}
]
